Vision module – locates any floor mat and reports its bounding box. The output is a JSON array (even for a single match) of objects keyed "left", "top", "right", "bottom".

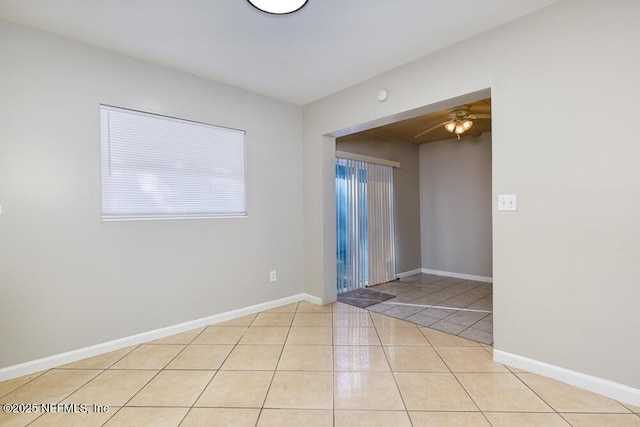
[{"left": 337, "top": 288, "right": 395, "bottom": 308}]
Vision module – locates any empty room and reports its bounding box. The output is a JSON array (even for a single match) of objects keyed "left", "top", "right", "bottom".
[{"left": 1, "top": 0, "right": 639, "bottom": 426}]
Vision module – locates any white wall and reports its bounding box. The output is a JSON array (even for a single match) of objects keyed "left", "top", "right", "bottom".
[
  {"left": 419, "top": 133, "right": 492, "bottom": 277},
  {"left": 303, "top": 0, "right": 640, "bottom": 391},
  {"left": 0, "top": 21, "right": 304, "bottom": 369},
  {"left": 336, "top": 134, "right": 421, "bottom": 275}
]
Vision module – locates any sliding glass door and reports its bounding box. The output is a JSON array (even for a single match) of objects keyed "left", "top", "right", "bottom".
[{"left": 336, "top": 157, "right": 395, "bottom": 293}]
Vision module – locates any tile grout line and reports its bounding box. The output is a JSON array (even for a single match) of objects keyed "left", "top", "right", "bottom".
[
  {"left": 332, "top": 303, "right": 336, "bottom": 427},
  {"left": 4, "top": 340, "right": 142, "bottom": 413},
  {"left": 421, "top": 332, "right": 492, "bottom": 425},
  {"left": 24, "top": 344, "right": 145, "bottom": 427},
  {"left": 26, "top": 369, "right": 111, "bottom": 426},
  {"left": 0, "top": 369, "right": 51, "bottom": 401},
  {"left": 75, "top": 343, "right": 144, "bottom": 426},
  {"left": 384, "top": 302, "right": 492, "bottom": 314},
  {"left": 133, "top": 313, "right": 256, "bottom": 426},
  {"left": 371, "top": 312, "right": 416, "bottom": 425},
  {"left": 111, "top": 342, "right": 190, "bottom": 422},
  {"left": 184, "top": 309, "right": 286, "bottom": 424},
  {"left": 182, "top": 316, "right": 250, "bottom": 425},
  {"left": 175, "top": 321, "right": 232, "bottom": 427},
  {"left": 511, "top": 369, "right": 568, "bottom": 422},
  {"left": 254, "top": 301, "right": 299, "bottom": 425}
]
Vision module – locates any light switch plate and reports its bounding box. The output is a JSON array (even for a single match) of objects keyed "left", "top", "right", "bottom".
[{"left": 498, "top": 194, "right": 517, "bottom": 211}]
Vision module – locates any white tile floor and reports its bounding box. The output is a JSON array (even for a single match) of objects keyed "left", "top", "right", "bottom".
[{"left": 1, "top": 300, "right": 638, "bottom": 426}]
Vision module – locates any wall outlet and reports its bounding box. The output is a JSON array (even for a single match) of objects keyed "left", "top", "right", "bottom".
[
  {"left": 269, "top": 270, "right": 277, "bottom": 282},
  {"left": 498, "top": 194, "right": 517, "bottom": 211}
]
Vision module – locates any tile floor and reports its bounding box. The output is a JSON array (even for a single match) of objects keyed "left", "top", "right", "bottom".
[
  {"left": 1, "top": 301, "right": 639, "bottom": 426},
  {"left": 367, "top": 273, "right": 494, "bottom": 345}
]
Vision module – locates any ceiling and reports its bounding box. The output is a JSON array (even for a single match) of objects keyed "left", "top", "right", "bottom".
[
  {"left": 363, "top": 99, "right": 492, "bottom": 144},
  {"left": 0, "top": 0, "right": 560, "bottom": 105}
]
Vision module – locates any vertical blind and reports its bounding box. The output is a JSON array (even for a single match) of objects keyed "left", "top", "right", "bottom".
[
  {"left": 367, "top": 162, "right": 397, "bottom": 287},
  {"left": 336, "top": 157, "right": 396, "bottom": 293},
  {"left": 336, "top": 158, "right": 369, "bottom": 293},
  {"left": 100, "top": 105, "right": 246, "bottom": 220}
]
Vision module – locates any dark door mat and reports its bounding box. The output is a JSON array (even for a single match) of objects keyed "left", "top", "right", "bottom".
[{"left": 337, "top": 288, "right": 395, "bottom": 308}]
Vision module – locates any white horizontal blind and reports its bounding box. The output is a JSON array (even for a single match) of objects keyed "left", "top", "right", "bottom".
[{"left": 100, "top": 105, "right": 246, "bottom": 220}]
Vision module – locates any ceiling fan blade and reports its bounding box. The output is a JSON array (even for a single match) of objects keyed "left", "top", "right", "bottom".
[
  {"left": 470, "top": 113, "right": 491, "bottom": 119},
  {"left": 414, "top": 121, "right": 448, "bottom": 138}
]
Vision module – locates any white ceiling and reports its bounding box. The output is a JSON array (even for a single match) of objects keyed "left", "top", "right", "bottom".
[{"left": 0, "top": 0, "right": 560, "bottom": 105}]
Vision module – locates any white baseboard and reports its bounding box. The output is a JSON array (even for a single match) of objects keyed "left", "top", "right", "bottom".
[
  {"left": 304, "top": 293, "right": 323, "bottom": 305},
  {"left": 494, "top": 349, "right": 640, "bottom": 407},
  {"left": 421, "top": 268, "right": 493, "bottom": 283},
  {"left": 0, "top": 293, "right": 321, "bottom": 382},
  {"left": 396, "top": 268, "right": 423, "bottom": 278}
]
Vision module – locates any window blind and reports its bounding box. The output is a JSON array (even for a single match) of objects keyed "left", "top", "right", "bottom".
[
  {"left": 100, "top": 105, "right": 246, "bottom": 220},
  {"left": 336, "top": 157, "right": 396, "bottom": 293}
]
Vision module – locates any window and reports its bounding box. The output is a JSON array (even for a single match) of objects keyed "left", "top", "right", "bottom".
[{"left": 100, "top": 105, "right": 246, "bottom": 220}]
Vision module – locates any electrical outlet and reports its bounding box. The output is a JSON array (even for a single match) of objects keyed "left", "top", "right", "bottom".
[
  {"left": 498, "top": 194, "right": 517, "bottom": 211},
  {"left": 269, "top": 270, "right": 277, "bottom": 282}
]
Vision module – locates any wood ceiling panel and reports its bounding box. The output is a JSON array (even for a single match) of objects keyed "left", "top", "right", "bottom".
[{"left": 364, "top": 98, "right": 491, "bottom": 144}]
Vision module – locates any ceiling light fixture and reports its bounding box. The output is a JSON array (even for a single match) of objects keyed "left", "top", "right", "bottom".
[
  {"left": 247, "top": 0, "right": 308, "bottom": 15},
  {"left": 444, "top": 109, "right": 474, "bottom": 140},
  {"left": 445, "top": 118, "right": 473, "bottom": 139},
  {"left": 414, "top": 102, "right": 492, "bottom": 141}
]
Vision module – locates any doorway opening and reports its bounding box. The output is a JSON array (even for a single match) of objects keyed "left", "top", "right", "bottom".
[{"left": 331, "top": 91, "right": 493, "bottom": 345}]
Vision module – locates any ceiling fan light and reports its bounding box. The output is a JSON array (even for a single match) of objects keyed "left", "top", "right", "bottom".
[
  {"left": 444, "top": 121, "right": 456, "bottom": 132},
  {"left": 462, "top": 119, "right": 473, "bottom": 130},
  {"left": 247, "top": 0, "right": 308, "bottom": 14},
  {"left": 455, "top": 124, "right": 465, "bottom": 134}
]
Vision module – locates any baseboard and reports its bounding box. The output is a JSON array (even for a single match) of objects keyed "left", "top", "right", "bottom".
[
  {"left": 494, "top": 349, "right": 640, "bottom": 407},
  {"left": 304, "top": 293, "right": 323, "bottom": 305},
  {"left": 0, "top": 293, "right": 321, "bottom": 382},
  {"left": 421, "top": 268, "right": 493, "bottom": 283},
  {"left": 396, "top": 268, "right": 423, "bottom": 278}
]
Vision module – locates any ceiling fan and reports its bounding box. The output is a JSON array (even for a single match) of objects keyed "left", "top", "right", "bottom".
[{"left": 414, "top": 104, "right": 491, "bottom": 140}]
